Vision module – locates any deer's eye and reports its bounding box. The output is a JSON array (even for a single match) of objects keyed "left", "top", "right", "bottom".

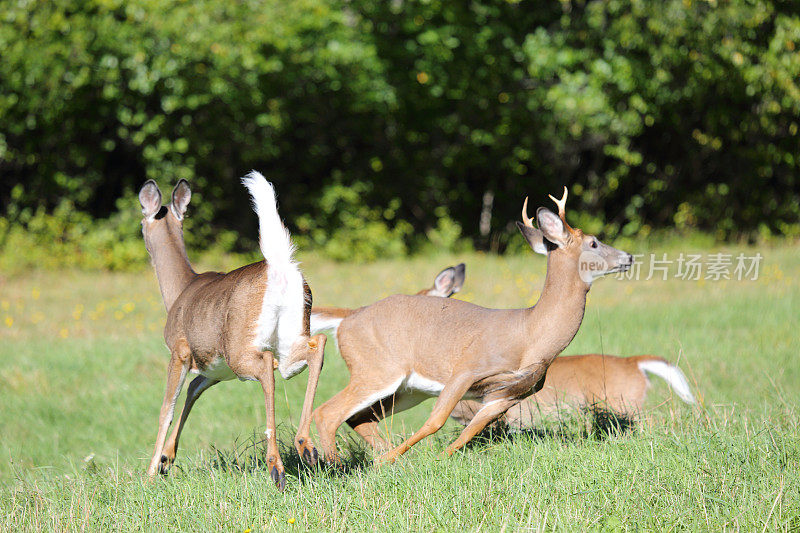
[{"left": 590, "top": 240, "right": 598, "bottom": 249}]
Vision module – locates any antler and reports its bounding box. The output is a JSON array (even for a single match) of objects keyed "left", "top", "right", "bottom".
[
  {"left": 521, "top": 197, "right": 534, "bottom": 227},
  {"left": 548, "top": 186, "right": 573, "bottom": 231}
]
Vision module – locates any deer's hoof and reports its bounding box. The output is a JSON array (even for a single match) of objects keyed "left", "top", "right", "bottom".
[
  {"left": 295, "top": 438, "right": 319, "bottom": 467},
  {"left": 158, "top": 454, "right": 173, "bottom": 475},
  {"left": 270, "top": 467, "right": 286, "bottom": 492},
  {"left": 302, "top": 446, "right": 319, "bottom": 467}
]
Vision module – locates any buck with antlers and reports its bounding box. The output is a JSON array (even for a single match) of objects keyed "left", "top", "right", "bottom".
[
  {"left": 311, "top": 188, "right": 633, "bottom": 464},
  {"left": 138, "top": 172, "right": 326, "bottom": 491},
  {"left": 451, "top": 354, "right": 695, "bottom": 429}
]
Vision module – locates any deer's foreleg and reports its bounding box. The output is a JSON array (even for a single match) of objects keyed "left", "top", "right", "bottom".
[
  {"left": 159, "top": 375, "right": 218, "bottom": 474},
  {"left": 256, "top": 350, "right": 285, "bottom": 491},
  {"left": 375, "top": 376, "right": 473, "bottom": 466},
  {"left": 444, "top": 398, "right": 519, "bottom": 455},
  {"left": 147, "top": 342, "right": 191, "bottom": 478}
]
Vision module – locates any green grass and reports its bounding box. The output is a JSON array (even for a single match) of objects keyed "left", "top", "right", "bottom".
[{"left": 0, "top": 243, "right": 798, "bottom": 531}]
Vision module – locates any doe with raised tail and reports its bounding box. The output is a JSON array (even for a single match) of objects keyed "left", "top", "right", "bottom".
[{"left": 138, "top": 172, "right": 326, "bottom": 491}]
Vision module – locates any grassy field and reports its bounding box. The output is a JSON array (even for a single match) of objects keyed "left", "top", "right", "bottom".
[{"left": 0, "top": 243, "right": 798, "bottom": 531}]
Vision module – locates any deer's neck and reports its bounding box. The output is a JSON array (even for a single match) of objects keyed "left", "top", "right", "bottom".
[
  {"left": 523, "top": 252, "right": 589, "bottom": 366},
  {"left": 149, "top": 226, "right": 195, "bottom": 311}
]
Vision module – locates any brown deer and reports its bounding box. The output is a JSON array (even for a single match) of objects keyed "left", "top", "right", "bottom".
[
  {"left": 451, "top": 354, "right": 695, "bottom": 429},
  {"left": 311, "top": 188, "right": 633, "bottom": 464},
  {"left": 138, "top": 172, "right": 326, "bottom": 491},
  {"left": 310, "top": 263, "right": 466, "bottom": 336},
  {"left": 314, "top": 266, "right": 692, "bottom": 446}
]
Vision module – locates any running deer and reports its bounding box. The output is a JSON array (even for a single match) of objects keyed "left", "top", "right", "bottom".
[
  {"left": 450, "top": 354, "right": 695, "bottom": 429},
  {"left": 138, "top": 172, "right": 326, "bottom": 491},
  {"left": 310, "top": 263, "right": 466, "bottom": 336},
  {"left": 311, "top": 188, "right": 633, "bottom": 464}
]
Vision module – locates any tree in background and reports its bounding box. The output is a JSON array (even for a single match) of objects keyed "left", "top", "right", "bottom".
[{"left": 1, "top": 0, "right": 798, "bottom": 266}]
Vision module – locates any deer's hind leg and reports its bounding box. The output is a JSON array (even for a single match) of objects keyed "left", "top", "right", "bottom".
[
  {"left": 313, "top": 375, "right": 406, "bottom": 464},
  {"left": 345, "top": 390, "right": 426, "bottom": 453},
  {"left": 229, "top": 348, "right": 286, "bottom": 491}
]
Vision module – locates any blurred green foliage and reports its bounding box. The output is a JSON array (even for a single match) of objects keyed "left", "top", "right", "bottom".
[{"left": 1, "top": 0, "right": 798, "bottom": 267}]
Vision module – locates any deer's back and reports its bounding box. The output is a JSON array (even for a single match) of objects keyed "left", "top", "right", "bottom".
[
  {"left": 337, "top": 294, "right": 529, "bottom": 381},
  {"left": 165, "top": 261, "right": 267, "bottom": 362}
]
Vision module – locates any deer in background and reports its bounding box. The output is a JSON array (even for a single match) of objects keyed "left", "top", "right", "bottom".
[
  {"left": 310, "top": 263, "right": 466, "bottom": 336},
  {"left": 138, "top": 172, "right": 326, "bottom": 491},
  {"left": 311, "top": 188, "right": 633, "bottom": 464},
  {"left": 451, "top": 354, "right": 695, "bottom": 430}
]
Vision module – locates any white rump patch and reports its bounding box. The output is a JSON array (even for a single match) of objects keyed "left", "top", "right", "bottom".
[
  {"left": 242, "top": 171, "right": 308, "bottom": 379},
  {"left": 253, "top": 267, "right": 307, "bottom": 374}
]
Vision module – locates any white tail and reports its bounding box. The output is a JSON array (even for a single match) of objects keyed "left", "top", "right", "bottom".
[
  {"left": 241, "top": 171, "right": 297, "bottom": 274},
  {"left": 638, "top": 359, "right": 695, "bottom": 404},
  {"left": 311, "top": 314, "right": 345, "bottom": 335}
]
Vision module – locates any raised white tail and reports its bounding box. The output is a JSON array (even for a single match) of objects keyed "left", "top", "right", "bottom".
[
  {"left": 241, "top": 171, "right": 297, "bottom": 275},
  {"left": 638, "top": 359, "right": 695, "bottom": 404}
]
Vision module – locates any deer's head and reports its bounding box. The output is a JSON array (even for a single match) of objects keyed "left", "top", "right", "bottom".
[
  {"left": 420, "top": 263, "right": 466, "bottom": 298},
  {"left": 516, "top": 187, "right": 632, "bottom": 285},
  {"left": 138, "top": 179, "right": 192, "bottom": 256}
]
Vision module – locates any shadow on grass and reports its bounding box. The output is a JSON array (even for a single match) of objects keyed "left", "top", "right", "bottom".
[
  {"left": 197, "top": 426, "right": 373, "bottom": 484},
  {"left": 463, "top": 405, "right": 637, "bottom": 450},
  {"left": 189, "top": 406, "right": 636, "bottom": 482}
]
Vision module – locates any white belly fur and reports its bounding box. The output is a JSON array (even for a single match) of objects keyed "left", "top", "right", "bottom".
[{"left": 404, "top": 371, "right": 445, "bottom": 395}]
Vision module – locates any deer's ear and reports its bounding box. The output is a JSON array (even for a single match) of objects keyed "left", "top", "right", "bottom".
[
  {"left": 139, "top": 180, "right": 162, "bottom": 219},
  {"left": 432, "top": 263, "right": 466, "bottom": 297},
  {"left": 536, "top": 208, "right": 569, "bottom": 248},
  {"left": 170, "top": 179, "right": 191, "bottom": 221},
  {"left": 516, "top": 222, "right": 547, "bottom": 255}
]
